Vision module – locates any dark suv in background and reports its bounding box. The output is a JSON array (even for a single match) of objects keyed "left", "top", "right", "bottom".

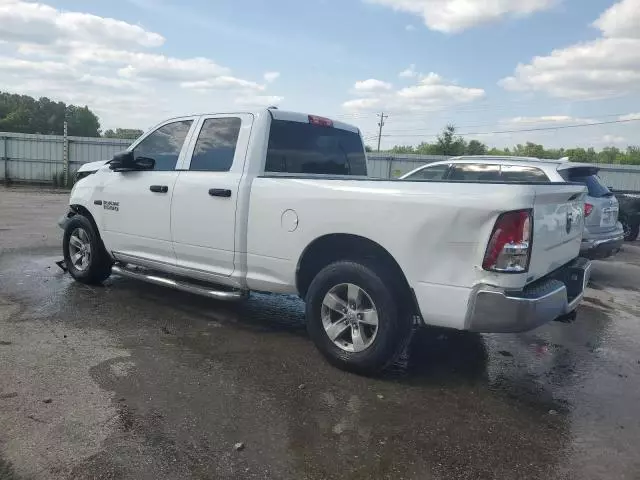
[{"left": 615, "top": 191, "right": 640, "bottom": 242}]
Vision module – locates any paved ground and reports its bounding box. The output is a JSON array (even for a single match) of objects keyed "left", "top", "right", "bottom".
[{"left": 1, "top": 186, "right": 639, "bottom": 480}]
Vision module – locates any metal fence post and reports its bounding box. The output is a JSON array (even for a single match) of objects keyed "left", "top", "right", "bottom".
[
  {"left": 1, "top": 136, "right": 7, "bottom": 185},
  {"left": 63, "top": 121, "right": 69, "bottom": 187}
]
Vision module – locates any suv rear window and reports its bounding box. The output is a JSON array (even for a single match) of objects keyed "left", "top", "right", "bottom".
[
  {"left": 265, "top": 119, "right": 367, "bottom": 176},
  {"left": 560, "top": 167, "right": 612, "bottom": 198}
]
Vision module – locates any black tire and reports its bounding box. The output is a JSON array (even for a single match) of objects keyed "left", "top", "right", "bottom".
[
  {"left": 63, "top": 215, "right": 112, "bottom": 284},
  {"left": 305, "top": 260, "right": 412, "bottom": 375},
  {"left": 622, "top": 219, "right": 639, "bottom": 242}
]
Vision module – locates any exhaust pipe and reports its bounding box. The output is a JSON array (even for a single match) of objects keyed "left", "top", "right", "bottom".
[{"left": 111, "top": 265, "right": 248, "bottom": 302}]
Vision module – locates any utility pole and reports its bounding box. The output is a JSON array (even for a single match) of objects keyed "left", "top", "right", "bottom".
[{"left": 376, "top": 112, "right": 388, "bottom": 152}]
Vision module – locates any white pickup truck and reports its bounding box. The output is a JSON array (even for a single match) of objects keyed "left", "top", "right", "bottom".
[{"left": 59, "top": 109, "right": 591, "bottom": 373}]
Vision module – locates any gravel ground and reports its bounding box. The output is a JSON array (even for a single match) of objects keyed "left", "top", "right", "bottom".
[{"left": 1, "top": 185, "right": 639, "bottom": 480}]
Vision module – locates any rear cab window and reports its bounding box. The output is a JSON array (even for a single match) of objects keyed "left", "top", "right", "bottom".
[
  {"left": 560, "top": 167, "right": 612, "bottom": 197},
  {"left": 265, "top": 118, "right": 367, "bottom": 176}
]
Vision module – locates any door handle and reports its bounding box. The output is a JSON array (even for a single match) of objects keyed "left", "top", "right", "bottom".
[
  {"left": 150, "top": 185, "right": 168, "bottom": 193},
  {"left": 209, "top": 188, "right": 232, "bottom": 198}
]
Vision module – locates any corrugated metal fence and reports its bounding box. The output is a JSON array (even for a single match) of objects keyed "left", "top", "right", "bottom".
[
  {"left": 1, "top": 132, "right": 640, "bottom": 191},
  {"left": 0, "top": 132, "right": 130, "bottom": 184},
  {"left": 367, "top": 153, "right": 640, "bottom": 191}
]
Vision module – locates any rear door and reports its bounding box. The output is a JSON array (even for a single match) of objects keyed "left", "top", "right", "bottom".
[
  {"left": 559, "top": 167, "right": 619, "bottom": 233},
  {"left": 171, "top": 113, "right": 253, "bottom": 278}
]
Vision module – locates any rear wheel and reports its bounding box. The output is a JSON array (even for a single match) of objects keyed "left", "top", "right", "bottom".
[
  {"left": 306, "top": 260, "right": 412, "bottom": 375},
  {"left": 63, "top": 215, "right": 112, "bottom": 284}
]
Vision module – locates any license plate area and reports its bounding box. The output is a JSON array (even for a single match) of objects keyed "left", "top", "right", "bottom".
[{"left": 600, "top": 207, "right": 618, "bottom": 227}]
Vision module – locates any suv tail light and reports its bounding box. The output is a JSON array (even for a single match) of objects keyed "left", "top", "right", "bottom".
[
  {"left": 483, "top": 209, "right": 532, "bottom": 273},
  {"left": 584, "top": 203, "right": 593, "bottom": 217}
]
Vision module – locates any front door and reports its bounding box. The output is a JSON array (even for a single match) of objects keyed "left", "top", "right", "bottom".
[
  {"left": 171, "top": 113, "right": 253, "bottom": 278},
  {"left": 100, "top": 117, "right": 197, "bottom": 265}
]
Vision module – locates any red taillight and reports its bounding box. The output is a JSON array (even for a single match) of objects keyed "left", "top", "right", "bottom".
[
  {"left": 584, "top": 203, "right": 593, "bottom": 217},
  {"left": 483, "top": 210, "right": 532, "bottom": 273},
  {"left": 308, "top": 115, "right": 333, "bottom": 127}
]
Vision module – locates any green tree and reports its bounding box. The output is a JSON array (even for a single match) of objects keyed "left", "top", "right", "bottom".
[
  {"left": 65, "top": 105, "right": 101, "bottom": 137},
  {"left": 0, "top": 91, "right": 101, "bottom": 136},
  {"left": 390, "top": 145, "right": 415, "bottom": 154},
  {"left": 104, "top": 128, "right": 144, "bottom": 140},
  {"left": 433, "top": 124, "right": 466, "bottom": 156},
  {"left": 364, "top": 145, "right": 373, "bottom": 152},
  {"left": 465, "top": 139, "right": 488, "bottom": 155}
]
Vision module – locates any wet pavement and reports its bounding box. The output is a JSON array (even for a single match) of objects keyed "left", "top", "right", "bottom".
[{"left": 1, "top": 186, "right": 640, "bottom": 480}]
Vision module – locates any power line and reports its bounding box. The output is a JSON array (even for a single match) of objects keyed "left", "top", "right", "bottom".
[
  {"left": 377, "top": 118, "right": 640, "bottom": 139},
  {"left": 379, "top": 112, "right": 634, "bottom": 135}
]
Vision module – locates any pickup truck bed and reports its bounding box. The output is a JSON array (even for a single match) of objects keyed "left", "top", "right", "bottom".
[{"left": 59, "top": 108, "right": 590, "bottom": 374}]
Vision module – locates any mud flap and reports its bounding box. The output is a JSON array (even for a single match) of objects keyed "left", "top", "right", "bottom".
[{"left": 55, "top": 260, "right": 68, "bottom": 273}]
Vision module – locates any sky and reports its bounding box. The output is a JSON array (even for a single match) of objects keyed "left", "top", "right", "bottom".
[{"left": 1, "top": 0, "right": 639, "bottom": 149}]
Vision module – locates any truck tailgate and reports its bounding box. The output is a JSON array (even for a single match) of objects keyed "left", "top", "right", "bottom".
[{"left": 528, "top": 184, "right": 586, "bottom": 282}]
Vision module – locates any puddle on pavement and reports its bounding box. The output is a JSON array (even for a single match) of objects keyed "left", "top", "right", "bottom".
[{"left": 2, "top": 251, "right": 640, "bottom": 479}]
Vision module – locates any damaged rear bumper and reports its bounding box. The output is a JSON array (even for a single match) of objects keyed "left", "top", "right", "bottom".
[{"left": 466, "top": 257, "right": 592, "bottom": 333}]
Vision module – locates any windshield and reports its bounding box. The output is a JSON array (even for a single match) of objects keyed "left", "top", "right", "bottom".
[
  {"left": 560, "top": 167, "right": 612, "bottom": 198},
  {"left": 265, "top": 119, "right": 367, "bottom": 176}
]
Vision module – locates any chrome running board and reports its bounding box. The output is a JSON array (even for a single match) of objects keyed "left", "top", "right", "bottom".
[{"left": 111, "top": 264, "right": 248, "bottom": 302}]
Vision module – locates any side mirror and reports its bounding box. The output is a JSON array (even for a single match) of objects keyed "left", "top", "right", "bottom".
[
  {"left": 109, "top": 150, "right": 134, "bottom": 171},
  {"left": 109, "top": 151, "right": 155, "bottom": 172}
]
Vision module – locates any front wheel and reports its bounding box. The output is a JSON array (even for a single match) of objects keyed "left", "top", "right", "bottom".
[
  {"left": 305, "top": 261, "right": 412, "bottom": 375},
  {"left": 63, "top": 215, "right": 112, "bottom": 284}
]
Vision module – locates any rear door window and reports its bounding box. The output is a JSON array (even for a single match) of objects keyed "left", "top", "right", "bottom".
[
  {"left": 189, "top": 117, "right": 241, "bottom": 172},
  {"left": 448, "top": 164, "right": 501, "bottom": 182},
  {"left": 560, "top": 168, "right": 612, "bottom": 197},
  {"left": 265, "top": 120, "right": 367, "bottom": 175}
]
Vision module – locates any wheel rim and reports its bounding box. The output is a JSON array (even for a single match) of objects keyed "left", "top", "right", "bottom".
[
  {"left": 622, "top": 221, "right": 630, "bottom": 238},
  {"left": 68, "top": 228, "right": 92, "bottom": 271},
  {"left": 321, "top": 283, "right": 379, "bottom": 353}
]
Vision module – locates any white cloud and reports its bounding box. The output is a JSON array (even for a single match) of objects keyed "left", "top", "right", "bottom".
[
  {"left": 364, "top": 0, "right": 557, "bottom": 33},
  {"left": 398, "top": 64, "right": 417, "bottom": 78},
  {"left": 419, "top": 72, "right": 444, "bottom": 85},
  {"left": 263, "top": 71, "right": 280, "bottom": 83},
  {"left": 0, "top": 1, "right": 164, "bottom": 48},
  {"left": 405, "top": 24, "right": 416, "bottom": 31},
  {"left": 0, "top": 1, "right": 282, "bottom": 129},
  {"left": 505, "top": 115, "right": 592, "bottom": 125},
  {"left": 343, "top": 74, "right": 484, "bottom": 113},
  {"left": 354, "top": 79, "right": 393, "bottom": 93},
  {"left": 619, "top": 112, "right": 640, "bottom": 121},
  {"left": 235, "top": 95, "right": 284, "bottom": 107},
  {"left": 593, "top": 0, "right": 640, "bottom": 39},
  {"left": 181, "top": 77, "right": 264, "bottom": 92},
  {"left": 343, "top": 98, "right": 382, "bottom": 111},
  {"left": 500, "top": 0, "right": 640, "bottom": 99}
]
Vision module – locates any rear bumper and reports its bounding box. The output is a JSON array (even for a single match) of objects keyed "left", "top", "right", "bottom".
[
  {"left": 580, "top": 224, "right": 624, "bottom": 259},
  {"left": 466, "top": 257, "right": 591, "bottom": 333}
]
